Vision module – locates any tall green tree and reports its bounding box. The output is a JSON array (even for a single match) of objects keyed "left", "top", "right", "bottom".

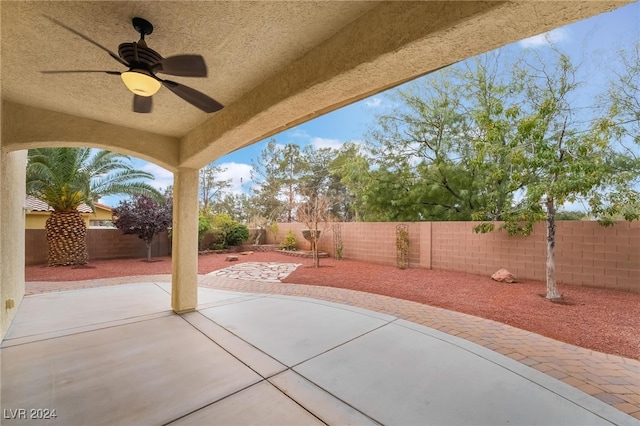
[
  {"left": 606, "top": 42, "right": 639, "bottom": 147},
  {"left": 329, "top": 142, "right": 370, "bottom": 221},
  {"left": 592, "top": 42, "right": 640, "bottom": 221},
  {"left": 250, "top": 140, "right": 306, "bottom": 222},
  {"left": 483, "top": 48, "right": 640, "bottom": 300},
  {"left": 298, "top": 145, "right": 354, "bottom": 221},
  {"left": 199, "top": 163, "right": 232, "bottom": 213},
  {"left": 366, "top": 70, "right": 471, "bottom": 221},
  {"left": 210, "top": 193, "right": 252, "bottom": 223},
  {"left": 459, "top": 54, "right": 524, "bottom": 223},
  {"left": 365, "top": 57, "right": 521, "bottom": 222},
  {"left": 26, "top": 148, "right": 161, "bottom": 266}
]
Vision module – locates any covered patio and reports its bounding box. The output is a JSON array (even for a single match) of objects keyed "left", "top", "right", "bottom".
[
  {"left": 1, "top": 2, "right": 636, "bottom": 424},
  {"left": 2, "top": 280, "right": 635, "bottom": 424},
  {"left": 1, "top": 1, "right": 630, "bottom": 336}
]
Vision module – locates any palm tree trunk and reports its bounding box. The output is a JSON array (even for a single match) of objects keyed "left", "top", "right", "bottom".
[{"left": 45, "top": 210, "right": 89, "bottom": 266}]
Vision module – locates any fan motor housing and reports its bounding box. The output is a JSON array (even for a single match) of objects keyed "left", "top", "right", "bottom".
[{"left": 118, "top": 43, "right": 162, "bottom": 68}]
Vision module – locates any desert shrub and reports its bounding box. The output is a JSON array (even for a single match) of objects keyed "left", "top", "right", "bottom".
[
  {"left": 280, "top": 230, "right": 297, "bottom": 250},
  {"left": 268, "top": 222, "right": 279, "bottom": 242}
]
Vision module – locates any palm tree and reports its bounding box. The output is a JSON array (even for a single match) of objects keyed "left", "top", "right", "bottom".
[{"left": 26, "top": 148, "right": 162, "bottom": 266}]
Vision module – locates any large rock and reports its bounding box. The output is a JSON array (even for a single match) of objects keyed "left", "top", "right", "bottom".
[{"left": 491, "top": 269, "right": 516, "bottom": 283}]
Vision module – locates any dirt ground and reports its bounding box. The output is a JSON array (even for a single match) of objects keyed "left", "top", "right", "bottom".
[{"left": 25, "top": 251, "right": 640, "bottom": 359}]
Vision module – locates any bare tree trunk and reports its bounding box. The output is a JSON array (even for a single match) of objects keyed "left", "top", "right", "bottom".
[
  {"left": 146, "top": 242, "right": 152, "bottom": 262},
  {"left": 287, "top": 182, "right": 293, "bottom": 223},
  {"left": 545, "top": 197, "right": 561, "bottom": 300},
  {"left": 312, "top": 197, "right": 320, "bottom": 268},
  {"left": 312, "top": 233, "right": 319, "bottom": 268}
]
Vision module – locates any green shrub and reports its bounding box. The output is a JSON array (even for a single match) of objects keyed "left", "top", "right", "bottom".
[
  {"left": 211, "top": 213, "right": 250, "bottom": 248},
  {"left": 204, "top": 229, "right": 225, "bottom": 249},
  {"left": 280, "top": 230, "right": 297, "bottom": 250},
  {"left": 227, "top": 224, "right": 250, "bottom": 246},
  {"left": 198, "top": 214, "right": 212, "bottom": 249}
]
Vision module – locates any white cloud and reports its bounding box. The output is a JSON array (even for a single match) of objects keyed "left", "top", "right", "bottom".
[
  {"left": 365, "top": 97, "right": 382, "bottom": 108},
  {"left": 289, "top": 129, "right": 309, "bottom": 139},
  {"left": 518, "top": 28, "right": 569, "bottom": 48},
  {"left": 141, "top": 163, "right": 173, "bottom": 191},
  {"left": 216, "top": 162, "right": 253, "bottom": 194},
  {"left": 311, "top": 137, "right": 343, "bottom": 150}
]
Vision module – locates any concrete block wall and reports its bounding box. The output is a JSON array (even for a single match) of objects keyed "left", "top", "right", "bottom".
[
  {"left": 339, "top": 222, "right": 422, "bottom": 267},
  {"left": 274, "top": 221, "right": 640, "bottom": 293},
  {"left": 268, "top": 222, "right": 422, "bottom": 267},
  {"left": 431, "top": 221, "right": 543, "bottom": 279},
  {"left": 430, "top": 221, "right": 640, "bottom": 293},
  {"left": 25, "top": 229, "right": 170, "bottom": 265}
]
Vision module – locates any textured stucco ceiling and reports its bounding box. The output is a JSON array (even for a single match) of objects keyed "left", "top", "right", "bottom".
[
  {"left": 1, "top": 1, "right": 377, "bottom": 137},
  {"left": 1, "top": 1, "right": 631, "bottom": 170}
]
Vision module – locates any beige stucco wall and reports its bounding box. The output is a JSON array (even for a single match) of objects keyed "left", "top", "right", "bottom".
[
  {"left": 25, "top": 206, "right": 112, "bottom": 229},
  {"left": 92, "top": 206, "right": 113, "bottom": 222},
  {"left": 25, "top": 212, "right": 50, "bottom": 230},
  {"left": 1, "top": 102, "right": 181, "bottom": 172},
  {"left": 171, "top": 168, "right": 199, "bottom": 313},
  {"left": 1, "top": 150, "right": 27, "bottom": 339}
]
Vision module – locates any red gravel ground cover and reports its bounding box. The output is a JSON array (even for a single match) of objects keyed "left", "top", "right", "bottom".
[{"left": 25, "top": 251, "right": 640, "bottom": 359}]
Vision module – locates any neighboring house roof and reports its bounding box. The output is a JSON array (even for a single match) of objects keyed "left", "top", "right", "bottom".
[
  {"left": 93, "top": 202, "right": 112, "bottom": 212},
  {"left": 24, "top": 195, "right": 111, "bottom": 214}
]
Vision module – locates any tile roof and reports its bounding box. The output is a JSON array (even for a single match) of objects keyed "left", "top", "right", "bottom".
[{"left": 24, "top": 195, "right": 102, "bottom": 214}]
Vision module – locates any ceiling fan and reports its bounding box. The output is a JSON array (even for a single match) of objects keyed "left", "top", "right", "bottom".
[{"left": 42, "top": 16, "right": 223, "bottom": 114}]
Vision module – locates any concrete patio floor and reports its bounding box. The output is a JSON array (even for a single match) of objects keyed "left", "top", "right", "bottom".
[{"left": 2, "top": 281, "right": 638, "bottom": 425}]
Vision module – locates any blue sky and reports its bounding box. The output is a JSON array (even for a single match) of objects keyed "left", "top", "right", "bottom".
[{"left": 102, "top": 2, "right": 639, "bottom": 206}]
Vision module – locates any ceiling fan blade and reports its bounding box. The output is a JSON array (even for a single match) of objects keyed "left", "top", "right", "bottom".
[
  {"left": 154, "top": 55, "right": 207, "bottom": 77},
  {"left": 133, "top": 95, "right": 152, "bottom": 113},
  {"left": 161, "top": 80, "right": 223, "bottom": 113},
  {"left": 41, "top": 70, "right": 121, "bottom": 75},
  {"left": 45, "top": 16, "right": 129, "bottom": 67}
]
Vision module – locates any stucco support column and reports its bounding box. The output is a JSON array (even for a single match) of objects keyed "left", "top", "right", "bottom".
[
  {"left": 171, "top": 168, "right": 199, "bottom": 313},
  {"left": 0, "top": 149, "right": 27, "bottom": 340}
]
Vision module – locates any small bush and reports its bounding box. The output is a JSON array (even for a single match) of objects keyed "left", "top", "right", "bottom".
[
  {"left": 268, "top": 222, "right": 279, "bottom": 242},
  {"left": 198, "top": 214, "right": 212, "bottom": 249},
  {"left": 280, "top": 230, "right": 297, "bottom": 250},
  {"left": 335, "top": 240, "right": 344, "bottom": 260},
  {"left": 210, "top": 213, "right": 250, "bottom": 248},
  {"left": 227, "top": 224, "right": 250, "bottom": 246},
  {"left": 203, "top": 229, "right": 225, "bottom": 250}
]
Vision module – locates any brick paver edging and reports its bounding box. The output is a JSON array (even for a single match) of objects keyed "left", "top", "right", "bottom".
[{"left": 25, "top": 275, "right": 640, "bottom": 419}]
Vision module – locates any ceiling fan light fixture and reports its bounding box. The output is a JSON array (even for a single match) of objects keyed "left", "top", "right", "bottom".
[{"left": 121, "top": 70, "right": 161, "bottom": 96}]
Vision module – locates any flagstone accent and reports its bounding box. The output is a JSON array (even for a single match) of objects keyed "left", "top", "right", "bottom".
[{"left": 207, "top": 262, "right": 302, "bottom": 283}]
